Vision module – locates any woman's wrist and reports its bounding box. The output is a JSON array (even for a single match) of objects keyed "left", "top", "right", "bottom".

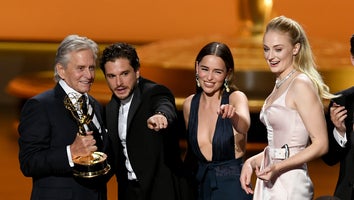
[{"left": 247, "top": 158, "right": 256, "bottom": 170}]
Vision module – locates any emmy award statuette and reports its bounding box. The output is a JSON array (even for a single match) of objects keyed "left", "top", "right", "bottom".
[{"left": 64, "top": 93, "right": 110, "bottom": 178}]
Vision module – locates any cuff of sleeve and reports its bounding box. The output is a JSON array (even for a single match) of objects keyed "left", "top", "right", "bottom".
[
  {"left": 333, "top": 128, "right": 347, "bottom": 147},
  {"left": 67, "top": 145, "right": 74, "bottom": 167},
  {"left": 155, "top": 111, "right": 168, "bottom": 120}
]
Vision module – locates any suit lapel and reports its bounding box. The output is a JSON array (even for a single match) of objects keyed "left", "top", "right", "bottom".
[
  {"left": 54, "top": 83, "right": 67, "bottom": 102},
  {"left": 54, "top": 84, "right": 77, "bottom": 123},
  {"left": 89, "top": 96, "right": 104, "bottom": 126},
  {"left": 107, "top": 96, "right": 120, "bottom": 143},
  {"left": 127, "top": 86, "right": 142, "bottom": 128},
  {"left": 347, "top": 93, "right": 354, "bottom": 129},
  {"left": 344, "top": 90, "right": 354, "bottom": 147}
]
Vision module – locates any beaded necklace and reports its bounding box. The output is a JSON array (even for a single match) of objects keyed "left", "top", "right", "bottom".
[{"left": 275, "top": 69, "right": 297, "bottom": 89}]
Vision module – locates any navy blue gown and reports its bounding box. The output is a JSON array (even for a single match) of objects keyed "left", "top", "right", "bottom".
[{"left": 187, "top": 92, "right": 252, "bottom": 200}]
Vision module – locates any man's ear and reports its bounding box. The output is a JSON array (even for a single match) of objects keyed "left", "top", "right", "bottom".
[
  {"left": 56, "top": 64, "right": 65, "bottom": 80},
  {"left": 136, "top": 69, "right": 140, "bottom": 79}
]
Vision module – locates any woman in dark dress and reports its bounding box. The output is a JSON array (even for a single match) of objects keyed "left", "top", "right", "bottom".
[{"left": 182, "top": 42, "right": 252, "bottom": 200}]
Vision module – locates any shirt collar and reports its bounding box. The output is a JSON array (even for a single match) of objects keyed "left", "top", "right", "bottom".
[
  {"left": 121, "top": 93, "right": 133, "bottom": 105},
  {"left": 59, "top": 79, "right": 87, "bottom": 103}
]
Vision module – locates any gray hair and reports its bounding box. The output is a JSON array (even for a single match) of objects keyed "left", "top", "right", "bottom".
[{"left": 54, "top": 35, "right": 99, "bottom": 82}]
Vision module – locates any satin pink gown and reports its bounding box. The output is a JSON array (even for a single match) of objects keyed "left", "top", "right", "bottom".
[{"left": 254, "top": 74, "right": 314, "bottom": 200}]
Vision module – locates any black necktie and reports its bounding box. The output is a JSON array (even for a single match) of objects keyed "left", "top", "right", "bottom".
[
  {"left": 80, "top": 95, "right": 103, "bottom": 151},
  {"left": 80, "top": 95, "right": 88, "bottom": 115}
]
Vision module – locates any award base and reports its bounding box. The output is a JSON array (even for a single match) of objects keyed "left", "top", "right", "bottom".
[{"left": 73, "top": 151, "right": 110, "bottom": 178}]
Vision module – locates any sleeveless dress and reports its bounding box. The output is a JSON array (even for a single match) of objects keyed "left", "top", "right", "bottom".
[
  {"left": 187, "top": 92, "right": 252, "bottom": 200},
  {"left": 254, "top": 74, "right": 314, "bottom": 200}
]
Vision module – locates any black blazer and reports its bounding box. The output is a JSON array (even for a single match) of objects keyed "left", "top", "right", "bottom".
[
  {"left": 323, "top": 86, "right": 354, "bottom": 200},
  {"left": 18, "top": 83, "right": 111, "bottom": 200},
  {"left": 105, "top": 77, "right": 187, "bottom": 200}
]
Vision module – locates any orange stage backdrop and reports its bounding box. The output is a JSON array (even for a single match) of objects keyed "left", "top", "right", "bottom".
[{"left": 0, "top": 0, "right": 353, "bottom": 44}]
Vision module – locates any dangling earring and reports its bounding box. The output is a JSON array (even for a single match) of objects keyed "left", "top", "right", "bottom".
[
  {"left": 224, "top": 79, "right": 230, "bottom": 92},
  {"left": 196, "top": 73, "right": 200, "bottom": 87}
]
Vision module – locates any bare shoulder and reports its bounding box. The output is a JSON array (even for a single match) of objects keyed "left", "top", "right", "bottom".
[
  {"left": 229, "top": 90, "right": 248, "bottom": 103},
  {"left": 229, "top": 90, "right": 248, "bottom": 104},
  {"left": 182, "top": 94, "right": 194, "bottom": 111},
  {"left": 290, "top": 73, "right": 316, "bottom": 93},
  {"left": 289, "top": 73, "right": 319, "bottom": 108},
  {"left": 182, "top": 94, "right": 194, "bottom": 126}
]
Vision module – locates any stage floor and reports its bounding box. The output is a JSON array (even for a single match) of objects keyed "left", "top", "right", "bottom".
[{"left": 1, "top": 103, "right": 339, "bottom": 199}]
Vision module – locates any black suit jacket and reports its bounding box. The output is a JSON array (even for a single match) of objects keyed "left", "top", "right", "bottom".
[
  {"left": 323, "top": 86, "right": 354, "bottom": 200},
  {"left": 18, "top": 83, "right": 111, "bottom": 200},
  {"left": 105, "top": 77, "right": 188, "bottom": 200}
]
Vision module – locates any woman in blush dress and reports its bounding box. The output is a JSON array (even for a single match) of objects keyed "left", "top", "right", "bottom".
[{"left": 240, "top": 16, "right": 337, "bottom": 200}]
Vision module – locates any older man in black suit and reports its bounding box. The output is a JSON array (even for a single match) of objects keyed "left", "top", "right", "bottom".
[
  {"left": 18, "top": 35, "right": 111, "bottom": 200},
  {"left": 322, "top": 34, "right": 354, "bottom": 200}
]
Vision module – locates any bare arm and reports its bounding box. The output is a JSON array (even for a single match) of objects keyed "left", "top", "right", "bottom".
[
  {"left": 217, "top": 91, "right": 250, "bottom": 135},
  {"left": 240, "top": 151, "right": 264, "bottom": 194},
  {"left": 230, "top": 91, "right": 251, "bottom": 135},
  {"left": 182, "top": 95, "right": 193, "bottom": 129}
]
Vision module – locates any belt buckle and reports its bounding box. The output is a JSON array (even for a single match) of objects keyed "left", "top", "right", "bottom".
[
  {"left": 273, "top": 144, "right": 289, "bottom": 160},
  {"left": 281, "top": 144, "right": 289, "bottom": 159}
]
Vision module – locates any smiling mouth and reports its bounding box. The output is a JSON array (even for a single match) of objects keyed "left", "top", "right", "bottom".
[
  {"left": 80, "top": 80, "right": 93, "bottom": 85},
  {"left": 204, "top": 82, "right": 215, "bottom": 87},
  {"left": 269, "top": 60, "right": 279, "bottom": 66}
]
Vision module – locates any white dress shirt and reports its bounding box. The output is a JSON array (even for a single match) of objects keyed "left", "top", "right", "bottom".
[{"left": 118, "top": 94, "right": 137, "bottom": 180}]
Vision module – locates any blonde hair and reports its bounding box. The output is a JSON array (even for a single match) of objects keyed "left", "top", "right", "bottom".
[{"left": 265, "top": 16, "right": 336, "bottom": 99}]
